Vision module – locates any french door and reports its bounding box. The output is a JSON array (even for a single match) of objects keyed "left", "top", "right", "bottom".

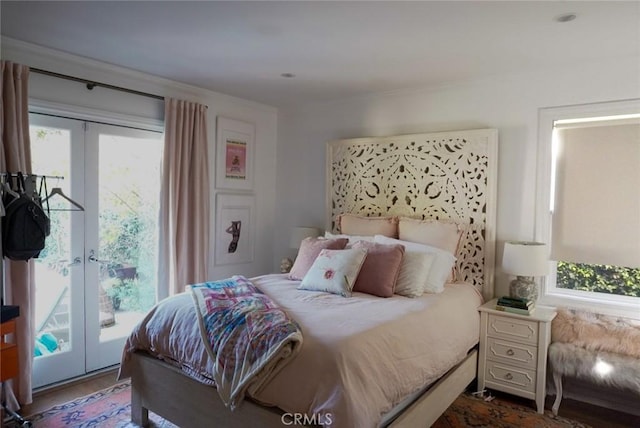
[{"left": 30, "top": 113, "right": 163, "bottom": 387}]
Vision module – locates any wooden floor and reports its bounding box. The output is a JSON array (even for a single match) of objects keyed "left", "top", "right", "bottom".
[
  {"left": 16, "top": 372, "right": 640, "bottom": 427},
  {"left": 555, "top": 398, "right": 640, "bottom": 428},
  {"left": 19, "top": 368, "right": 122, "bottom": 418}
]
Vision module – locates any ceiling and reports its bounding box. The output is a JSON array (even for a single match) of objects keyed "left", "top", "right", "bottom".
[{"left": 1, "top": 1, "right": 639, "bottom": 108}]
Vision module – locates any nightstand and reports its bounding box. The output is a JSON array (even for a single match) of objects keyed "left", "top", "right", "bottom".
[{"left": 477, "top": 298, "right": 556, "bottom": 414}]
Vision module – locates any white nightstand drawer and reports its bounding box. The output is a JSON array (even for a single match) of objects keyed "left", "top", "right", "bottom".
[
  {"left": 487, "top": 314, "right": 538, "bottom": 345},
  {"left": 486, "top": 337, "right": 537, "bottom": 369},
  {"left": 485, "top": 360, "right": 536, "bottom": 393}
]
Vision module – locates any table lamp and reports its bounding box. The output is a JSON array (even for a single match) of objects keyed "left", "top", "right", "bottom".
[{"left": 502, "top": 241, "right": 548, "bottom": 301}]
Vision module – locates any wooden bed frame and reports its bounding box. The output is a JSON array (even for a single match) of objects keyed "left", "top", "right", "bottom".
[
  {"left": 131, "top": 349, "right": 478, "bottom": 428},
  {"left": 129, "top": 128, "right": 497, "bottom": 427}
]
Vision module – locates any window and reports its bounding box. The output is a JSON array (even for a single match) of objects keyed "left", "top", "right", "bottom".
[{"left": 536, "top": 100, "right": 640, "bottom": 318}]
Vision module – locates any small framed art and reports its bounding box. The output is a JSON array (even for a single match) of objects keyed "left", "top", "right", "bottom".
[
  {"left": 216, "top": 116, "right": 255, "bottom": 190},
  {"left": 215, "top": 193, "right": 255, "bottom": 265}
]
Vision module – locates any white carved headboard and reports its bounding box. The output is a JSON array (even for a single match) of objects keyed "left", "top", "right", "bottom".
[{"left": 326, "top": 129, "right": 498, "bottom": 299}]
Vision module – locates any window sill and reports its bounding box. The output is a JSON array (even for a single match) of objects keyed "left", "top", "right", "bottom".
[{"left": 539, "top": 290, "right": 640, "bottom": 320}]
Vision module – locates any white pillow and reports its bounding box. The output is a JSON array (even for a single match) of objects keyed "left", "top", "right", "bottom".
[
  {"left": 324, "top": 231, "right": 375, "bottom": 247},
  {"left": 298, "top": 248, "right": 368, "bottom": 297},
  {"left": 394, "top": 251, "right": 437, "bottom": 297},
  {"left": 374, "top": 235, "right": 456, "bottom": 294}
]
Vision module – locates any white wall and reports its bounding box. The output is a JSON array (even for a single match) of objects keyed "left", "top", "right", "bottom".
[
  {"left": 2, "top": 37, "right": 279, "bottom": 280},
  {"left": 4, "top": 38, "right": 639, "bottom": 292},
  {"left": 276, "top": 56, "right": 640, "bottom": 296}
]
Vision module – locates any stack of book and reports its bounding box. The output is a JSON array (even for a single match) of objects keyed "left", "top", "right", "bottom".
[{"left": 495, "top": 296, "right": 535, "bottom": 315}]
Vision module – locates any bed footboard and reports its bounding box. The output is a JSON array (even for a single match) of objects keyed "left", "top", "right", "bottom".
[
  {"left": 130, "top": 352, "right": 285, "bottom": 428},
  {"left": 130, "top": 349, "right": 477, "bottom": 427},
  {"left": 387, "top": 349, "right": 477, "bottom": 428}
]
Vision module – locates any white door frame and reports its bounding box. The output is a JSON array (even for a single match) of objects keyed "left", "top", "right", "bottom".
[{"left": 30, "top": 100, "right": 163, "bottom": 387}]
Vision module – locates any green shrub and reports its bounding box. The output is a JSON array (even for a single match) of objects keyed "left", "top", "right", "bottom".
[
  {"left": 556, "top": 262, "right": 640, "bottom": 297},
  {"left": 105, "top": 278, "right": 155, "bottom": 313}
]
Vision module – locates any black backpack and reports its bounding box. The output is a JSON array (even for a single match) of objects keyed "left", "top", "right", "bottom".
[{"left": 2, "top": 174, "right": 51, "bottom": 261}]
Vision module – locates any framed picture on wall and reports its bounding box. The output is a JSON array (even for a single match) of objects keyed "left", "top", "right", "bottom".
[
  {"left": 216, "top": 116, "right": 255, "bottom": 190},
  {"left": 215, "top": 193, "right": 255, "bottom": 265}
]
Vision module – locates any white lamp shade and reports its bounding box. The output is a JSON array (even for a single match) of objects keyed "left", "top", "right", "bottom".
[
  {"left": 502, "top": 241, "right": 548, "bottom": 277},
  {"left": 290, "top": 226, "right": 320, "bottom": 249}
]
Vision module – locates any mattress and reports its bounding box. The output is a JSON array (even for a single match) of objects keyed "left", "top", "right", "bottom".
[{"left": 119, "top": 273, "right": 482, "bottom": 427}]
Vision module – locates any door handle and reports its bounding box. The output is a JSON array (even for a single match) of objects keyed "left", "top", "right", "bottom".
[
  {"left": 67, "top": 257, "right": 82, "bottom": 267},
  {"left": 88, "top": 250, "right": 103, "bottom": 264}
]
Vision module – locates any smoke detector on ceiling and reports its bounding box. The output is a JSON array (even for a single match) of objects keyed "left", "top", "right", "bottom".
[{"left": 556, "top": 13, "right": 577, "bottom": 23}]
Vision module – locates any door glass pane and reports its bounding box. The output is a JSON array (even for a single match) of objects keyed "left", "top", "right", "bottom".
[
  {"left": 97, "top": 132, "right": 162, "bottom": 342},
  {"left": 30, "top": 125, "right": 72, "bottom": 357}
]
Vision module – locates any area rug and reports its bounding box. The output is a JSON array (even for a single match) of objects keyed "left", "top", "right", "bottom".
[
  {"left": 432, "top": 392, "right": 591, "bottom": 428},
  {"left": 24, "top": 382, "right": 590, "bottom": 427},
  {"left": 24, "top": 381, "right": 176, "bottom": 428}
]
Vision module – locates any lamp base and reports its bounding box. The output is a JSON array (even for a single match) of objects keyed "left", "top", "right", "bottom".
[
  {"left": 280, "top": 257, "right": 293, "bottom": 273},
  {"left": 509, "top": 276, "right": 538, "bottom": 301}
]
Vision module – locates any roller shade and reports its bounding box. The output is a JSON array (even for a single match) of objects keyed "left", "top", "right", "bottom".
[{"left": 551, "top": 121, "right": 640, "bottom": 268}]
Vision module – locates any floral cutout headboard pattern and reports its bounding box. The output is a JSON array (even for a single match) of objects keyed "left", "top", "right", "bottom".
[{"left": 326, "top": 129, "right": 498, "bottom": 299}]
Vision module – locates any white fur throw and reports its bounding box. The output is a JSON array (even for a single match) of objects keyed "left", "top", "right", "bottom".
[
  {"left": 549, "top": 342, "right": 640, "bottom": 393},
  {"left": 552, "top": 308, "right": 640, "bottom": 359}
]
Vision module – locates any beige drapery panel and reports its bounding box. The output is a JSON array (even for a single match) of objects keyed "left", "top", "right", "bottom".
[
  {"left": 1, "top": 60, "right": 35, "bottom": 407},
  {"left": 158, "top": 98, "right": 210, "bottom": 298}
]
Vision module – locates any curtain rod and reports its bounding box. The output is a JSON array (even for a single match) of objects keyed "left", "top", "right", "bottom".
[
  {"left": 1, "top": 172, "right": 64, "bottom": 180},
  {"left": 30, "top": 67, "right": 165, "bottom": 101}
]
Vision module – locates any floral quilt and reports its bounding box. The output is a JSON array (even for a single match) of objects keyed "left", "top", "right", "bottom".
[{"left": 189, "top": 275, "right": 303, "bottom": 410}]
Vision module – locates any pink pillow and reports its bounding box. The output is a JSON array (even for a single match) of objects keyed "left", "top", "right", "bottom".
[
  {"left": 351, "top": 241, "right": 405, "bottom": 297},
  {"left": 289, "top": 237, "right": 348, "bottom": 280},
  {"left": 338, "top": 213, "right": 398, "bottom": 238},
  {"left": 398, "top": 218, "right": 467, "bottom": 255}
]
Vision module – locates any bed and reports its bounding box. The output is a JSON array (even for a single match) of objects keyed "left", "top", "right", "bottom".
[{"left": 120, "top": 128, "right": 498, "bottom": 427}]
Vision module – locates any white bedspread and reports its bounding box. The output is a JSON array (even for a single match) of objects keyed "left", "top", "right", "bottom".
[{"left": 119, "top": 274, "right": 482, "bottom": 428}]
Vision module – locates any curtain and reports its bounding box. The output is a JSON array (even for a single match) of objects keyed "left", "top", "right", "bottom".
[
  {"left": 158, "top": 98, "right": 210, "bottom": 298},
  {"left": 1, "top": 60, "right": 35, "bottom": 407}
]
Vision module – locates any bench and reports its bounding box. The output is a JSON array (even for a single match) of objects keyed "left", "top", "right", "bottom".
[{"left": 548, "top": 309, "right": 640, "bottom": 415}]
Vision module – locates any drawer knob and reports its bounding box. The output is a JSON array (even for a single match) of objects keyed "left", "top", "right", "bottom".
[
  {"left": 504, "top": 373, "right": 513, "bottom": 380},
  {"left": 506, "top": 349, "right": 515, "bottom": 356}
]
